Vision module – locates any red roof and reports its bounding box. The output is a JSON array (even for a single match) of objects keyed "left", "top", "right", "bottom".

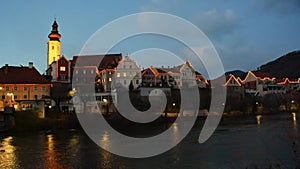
[
  {"left": 0, "top": 65, "right": 49, "bottom": 84},
  {"left": 252, "top": 71, "right": 273, "bottom": 79}
]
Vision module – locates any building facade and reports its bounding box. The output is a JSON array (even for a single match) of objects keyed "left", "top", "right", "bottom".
[
  {"left": 114, "top": 55, "right": 142, "bottom": 89},
  {"left": 0, "top": 63, "right": 50, "bottom": 112}
]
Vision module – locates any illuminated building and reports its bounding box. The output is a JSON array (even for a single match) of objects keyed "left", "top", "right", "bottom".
[
  {"left": 0, "top": 63, "right": 50, "bottom": 114},
  {"left": 47, "top": 18, "right": 61, "bottom": 67}
]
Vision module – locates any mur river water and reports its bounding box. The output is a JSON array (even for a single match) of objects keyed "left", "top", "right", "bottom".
[{"left": 0, "top": 112, "right": 299, "bottom": 169}]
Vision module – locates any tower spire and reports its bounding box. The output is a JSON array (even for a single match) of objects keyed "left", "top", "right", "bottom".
[
  {"left": 47, "top": 18, "right": 62, "bottom": 67},
  {"left": 48, "top": 18, "right": 61, "bottom": 41}
]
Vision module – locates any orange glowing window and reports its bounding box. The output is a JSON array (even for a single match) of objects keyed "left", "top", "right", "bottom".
[
  {"left": 60, "top": 66, "right": 66, "bottom": 71},
  {"left": 52, "top": 46, "right": 54, "bottom": 50}
]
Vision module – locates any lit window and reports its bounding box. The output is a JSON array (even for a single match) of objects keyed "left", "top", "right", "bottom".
[
  {"left": 83, "top": 70, "right": 86, "bottom": 74},
  {"left": 109, "top": 78, "right": 112, "bottom": 82},
  {"left": 123, "top": 72, "right": 127, "bottom": 77},
  {"left": 34, "top": 86, "right": 38, "bottom": 91},
  {"left": 117, "top": 73, "right": 120, "bottom": 77},
  {"left": 52, "top": 46, "right": 54, "bottom": 50},
  {"left": 24, "top": 87, "right": 28, "bottom": 91},
  {"left": 60, "top": 66, "right": 66, "bottom": 71},
  {"left": 14, "top": 86, "right": 18, "bottom": 91}
]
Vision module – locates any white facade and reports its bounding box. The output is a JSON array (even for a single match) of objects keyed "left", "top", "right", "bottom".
[
  {"left": 180, "top": 62, "right": 197, "bottom": 88},
  {"left": 114, "top": 55, "right": 142, "bottom": 89}
]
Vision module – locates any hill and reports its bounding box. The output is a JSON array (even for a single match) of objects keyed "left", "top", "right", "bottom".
[
  {"left": 225, "top": 70, "right": 246, "bottom": 79},
  {"left": 259, "top": 50, "right": 300, "bottom": 79}
]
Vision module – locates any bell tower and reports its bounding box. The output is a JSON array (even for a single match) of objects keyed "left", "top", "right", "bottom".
[{"left": 47, "top": 18, "right": 61, "bottom": 67}]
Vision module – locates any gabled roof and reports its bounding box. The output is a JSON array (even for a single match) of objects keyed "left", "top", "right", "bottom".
[
  {"left": 225, "top": 74, "right": 242, "bottom": 86},
  {"left": 72, "top": 54, "right": 122, "bottom": 70},
  {"left": 242, "top": 71, "right": 275, "bottom": 82},
  {"left": 252, "top": 71, "right": 274, "bottom": 79},
  {"left": 277, "top": 77, "right": 299, "bottom": 85},
  {"left": 0, "top": 65, "right": 49, "bottom": 84},
  {"left": 142, "top": 67, "right": 159, "bottom": 76}
]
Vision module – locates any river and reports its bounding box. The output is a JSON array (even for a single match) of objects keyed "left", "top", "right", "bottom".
[{"left": 0, "top": 112, "right": 299, "bottom": 169}]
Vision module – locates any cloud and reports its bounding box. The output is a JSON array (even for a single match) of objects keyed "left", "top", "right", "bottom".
[
  {"left": 253, "top": 0, "right": 300, "bottom": 14},
  {"left": 192, "top": 9, "right": 239, "bottom": 40}
]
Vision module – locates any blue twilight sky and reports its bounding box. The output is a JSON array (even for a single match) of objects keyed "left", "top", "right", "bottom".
[{"left": 0, "top": 0, "right": 299, "bottom": 75}]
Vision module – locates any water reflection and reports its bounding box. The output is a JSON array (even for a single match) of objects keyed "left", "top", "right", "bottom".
[
  {"left": 100, "top": 132, "right": 112, "bottom": 169},
  {"left": 256, "top": 115, "right": 262, "bottom": 125},
  {"left": 0, "top": 136, "right": 18, "bottom": 168},
  {"left": 45, "top": 134, "right": 63, "bottom": 169},
  {"left": 292, "top": 112, "right": 297, "bottom": 130}
]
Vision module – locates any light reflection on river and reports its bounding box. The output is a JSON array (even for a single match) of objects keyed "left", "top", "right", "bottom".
[{"left": 0, "top": 112, "right": 299, "bottom": 169}]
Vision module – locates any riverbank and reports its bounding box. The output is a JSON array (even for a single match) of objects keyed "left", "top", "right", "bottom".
[{"left": 1, "top": 107, "right": 299, "bottom": 134}]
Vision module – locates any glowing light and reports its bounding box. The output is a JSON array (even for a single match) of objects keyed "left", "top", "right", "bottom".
[
  {"left": 256, "top": 115, "right": 262, "bottom": 125},
  {"left": 0, "top": 136, "right": 17, "bottom": 168},
  {"left": 292, "top": 112, "right": 297, "bottom": 122}
]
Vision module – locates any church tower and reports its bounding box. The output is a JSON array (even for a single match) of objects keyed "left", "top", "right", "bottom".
[{"left": 47, "top": 18, "right": 61, "bottom": 67}]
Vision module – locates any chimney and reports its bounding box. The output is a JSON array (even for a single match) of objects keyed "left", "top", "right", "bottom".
[
  {"left": 28, "top": 62, "right": 33, "bottom": 69},
  {"left": 5, "top": 64, "right": 8, "bottom": 74}
]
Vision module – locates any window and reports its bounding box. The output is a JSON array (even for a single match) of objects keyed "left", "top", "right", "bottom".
[
  {"left": 75, "top": 70, "right": 79, "bottom": 74},
  {"left": 60, "top": 75, "right": 66, "bottom": 80},
  {"left": 129, "top": 65, "right": 132, "bottom": 69},
  {"left": 61, "top": 60, "right": 65, "bottom": 64},
  {"left": 34, "top": 95, "right": 38, "bottom": 99},
  {"left": 123, "top": 65, "right": 126, "bottom": 69},
  {"left": 2, "top": 95, "right": 5, "bottom": 99},
  {"left": 109, "top": 78, "right": 112, "bottom": 82},
  {"left": 42, "top": 86, "right": 46, "bottom": 91},
  {"left": 60, "top": 66, "right": 66, "bottom": 71},
  {"left": 136, "top": 80, "right": 139, "bottom": 84},
  {"left": 52, "top": 46, "right": 54, "bottom": 50},
  {"left": 91, "top": 69, "right": 94, "bottom": 74},
  {"left": 24, "top": 86, "right": 28, "bottom": 91},
  {"left": 6, "top": 86, "right": 9, "bottom": 91},
  {"left": 117, "top": 73, "right": 120, "bottom": 77},
  {"left": 123, "top": 72, "right": 127, "bottom": 77},
  {"left": 14, "top": 95, "right": 18, "bottom": 99},
  {"left": 23, "top": 95, "right": 28, "bottom": 99},
  {"left": 83, "top": 70, "right": 86, "bottom": 74},
  {"left": 14, "top": 86, "right": 18, "bottom": 91},
  {"left": 124, "top": 80, "right": 126, "bottom": 85},
  {"left": 34, "top": 86, "right": 38, "bottom": 91}
]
